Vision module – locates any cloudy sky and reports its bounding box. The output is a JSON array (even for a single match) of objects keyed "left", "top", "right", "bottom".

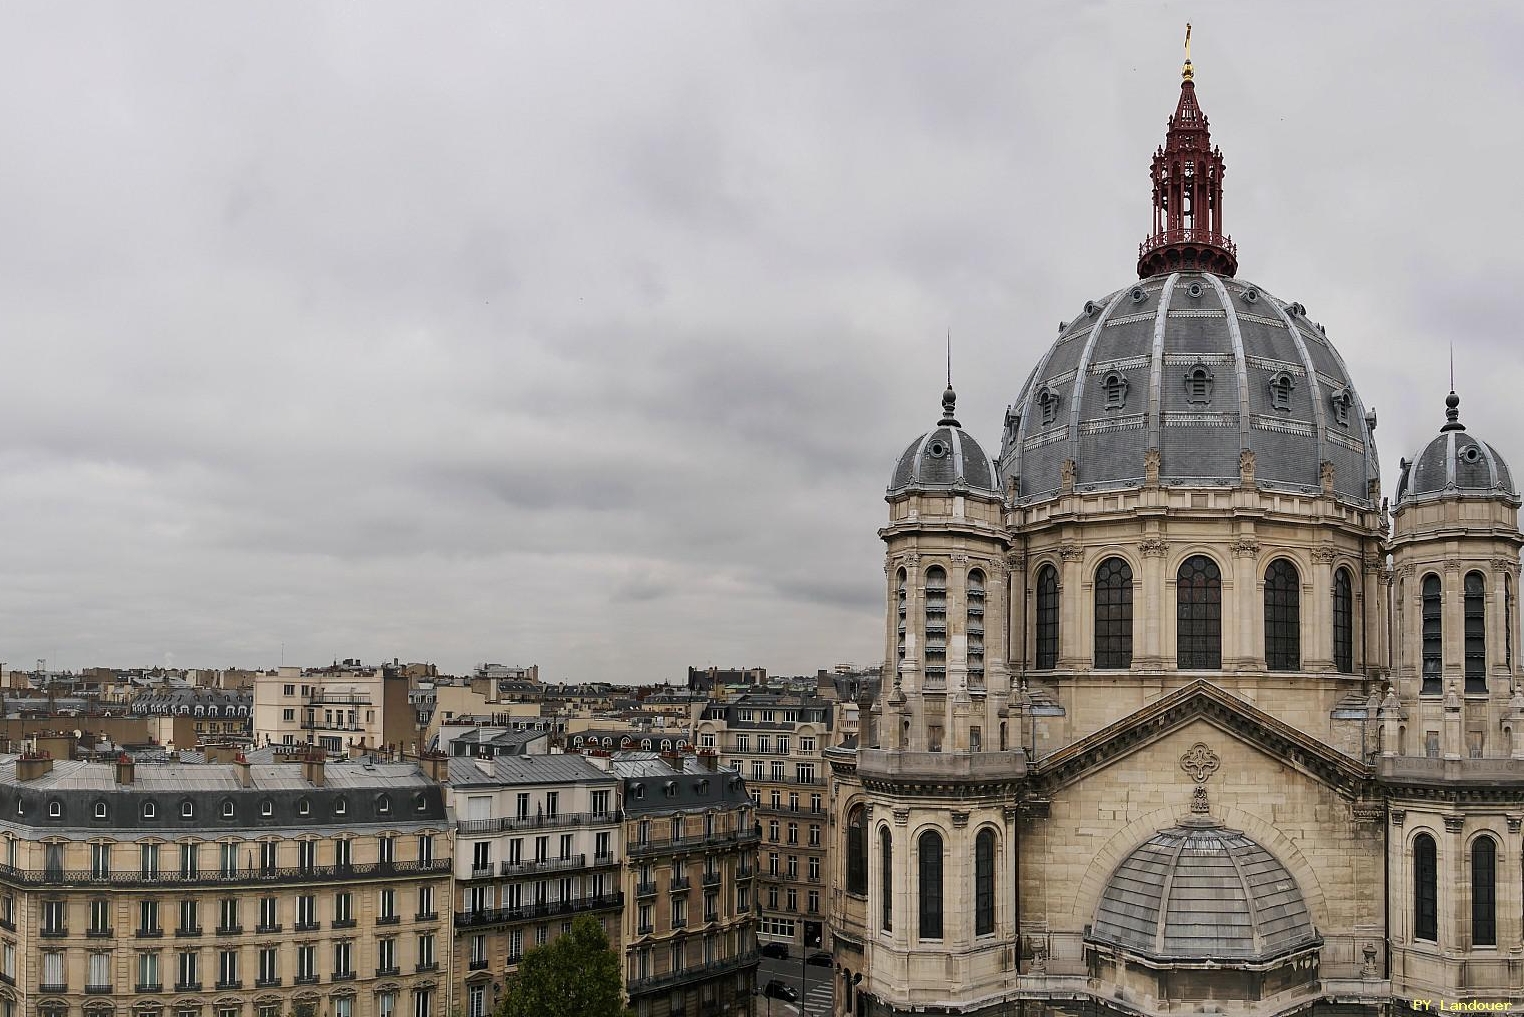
[{"left": 0, "top": 2, "right": 1519, "bottom": 682}]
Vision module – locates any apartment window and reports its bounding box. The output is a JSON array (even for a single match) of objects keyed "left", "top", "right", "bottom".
[
  {"left": 258, "top": 896, "right": 277, "bottom": 931},
  {"left": 771, "top": 761, "right": 786, "bottom": 780},
  {"left": 178, "top": 898, "right": 199, "bottom": 934},
  {"left": 141, "top": 842, "right": 160, "bottom": 879},
  {"left": 418, "top": 932, "right": 436, "bottom": 968},
  {"left": 297, "top": 894, "right": 317, "bottom": 929},
  {"left": 334, "top": 890, "right": 353, "bottom": 925},
  {"left": 786, "top": 887, "right": 798, "bottom": 911},
  {"left": 139, "top": 899, "right": 160, "bottom": 935},
  {"left": 138, "top": 949, "right": 160, "bottom": 989},
  {"left": 768, "top": 820, "right": 779, "bottom": 842},
  {"left": 297, "top": 943, "right": 316, "bottom": 981},
  {"left": 516, "top": 793, "right": 531, "bottom": 819},
  {"left": 751, "top": 761, "right": 764, "bottom": 781},
  {"left": 777, "top": 736, "right": 790, "bottom": 755},
  {"left": 298, "top": 840, "right": 317, "bottom": 872},
  {"left": 41, "top": 899, "right": 66, "bottom": 936},
  {"left": 177, "top": 949, "right": 199, "bottom": 988},
  {"left": 334, "top": 838, "right": 352, "bottom": 868},
  {"left": 378, "top": 936, "right": 396, "bottom": 973},
  {"left": 559, "top": 833, "right": 573, "bottom": 860},
  {"left": 787, "top": 823, "right": 799, "bottom": 845},
  {"left": 218, "top": 897, "right": 239, "bottom": 933},
  {"left": 258, "top": 945, "right": 277, "bottom": 985},
  {"left": 42, "top": 948, "right": 64, "bottom": 989},
  {"left": 415, "top": 987, "right": 433, "bottom": 1017},
  {"left": 795, "top": 763, "right": 816, "bottom": 783},
  {"left": 90, "top": 897, "right": 111, "bottom": 934},
  {"left": 471, "top": 933, "right": 487, "bottom": 965},
  {"left": 808, "top": 889, "right": 820, "bottom": 914},
  {"left": 418, "top": 834, "right": 434, "bottom": 865},
  {"left": 811, "top": 793, "right": 822, "bottom": 813},
  {"left": 333, "top": 939, "right": 353, "bottom": 978},
  {"left": 809, "top": 855, "right": 821, "bottom": 880},
  {"left": 219, "top": 842, "right": 238, "bottom": 876},
  {"left": 769, "top": 852, "right": 780, "bottom": 876},
  {"left": 91, "top": 842, "right": 112, "bottom": 878},
  {"left": 180, "top": 842, "right": 200, "bottom": 878},
  {"left": 591, "top": 789, "right": 611, "bottom": 815},
  {"left": 672, "top": 897, "right": 687, "bottom": 928},
  {"left": 378, "top": 992, "right": 397, "bottom": 1017},
  {"left": 88, "top": 950, "right": 112, "bottom": 991},
  {"left": 787, "top": 856, "right": 799, "bottom": 879},
  {"left": 800, "top": 736, "right": 815, "bottom": 752},
  {"left": 417, "top": 884, "right": 435, "bottom": 918},
  {"left": 217, "top": 947, "right": 239, "bottom": 987},
  {"left": 379, "top": 887, "right": 397, "bottom": 921},
  {"left": 378, "top": 835, "right": 395, "bottom": 865},
  {"left": 545, "top": 791, "right": 560, "bottom": 817},
  {"left": 738, "top": 884, "right": 751, "bottom": 912}
]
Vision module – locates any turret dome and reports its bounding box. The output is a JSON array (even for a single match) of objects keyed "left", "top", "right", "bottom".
[
  {"left": 887, "top": 385, "right": 998, "bottom": 497},
  {"left": 1395, "top": 390, "right": 1517, "bottom": 506}
]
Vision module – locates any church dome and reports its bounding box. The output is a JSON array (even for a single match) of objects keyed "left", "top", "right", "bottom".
[
  {"left": 997, "top": 273, "right": 1379, "bottom": 506},
  {"left": 1090, "top": 821, "right": 1319, "bottom": 964},
  {"left": 888, "top": 385, "right": 998, "bottom": 497},
  {"left": 1395, "top": 390, "right": 1517, "bottom": 506}
]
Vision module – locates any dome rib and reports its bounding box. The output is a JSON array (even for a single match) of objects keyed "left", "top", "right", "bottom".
[
  {"left": 1144, "top": 274, "right": 1180, "bottom": 452},
  {"left": 1204, "top": 274, "right": 1253, "bottom": 452},
  {"left": 1066, "top": 285, "right": 1135, "bottom": 467},
  {"left": 1268, "top": 294, "right": 1328, "bottom": 472}
]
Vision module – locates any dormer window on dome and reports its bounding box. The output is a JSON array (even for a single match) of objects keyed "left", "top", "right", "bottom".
[
  {"left": 1103, "top": 371, "right": 1129, "bottom": 410},
  {"left": 1184, "top": 364, "right": 1213, "bottom": 404},
  {"left": 1269, "top": 371, "right": 1296, "bottom": 412},
  {"left": 1330, "top": 387, "right": 1353, "bottom": 426},
  {"left": 1037, "top": 386, "right": 1062, "bottom": 425}
]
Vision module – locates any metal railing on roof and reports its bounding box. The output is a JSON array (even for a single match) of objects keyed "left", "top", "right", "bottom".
[{"left": 455, "top": 810, "right": 621, "bottom": 835}]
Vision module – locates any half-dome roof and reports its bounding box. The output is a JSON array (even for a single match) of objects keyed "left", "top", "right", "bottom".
[
  {"left": 1395, "top": 391, "right": 1517, "bottom": 506},
  {"left": 888, "top": 386, "right": 998, "bottom": 497},
  {"left": 1090, "top": 821, "right": 1319, "bottom": 964},
  {"left": 997, "top": 273, "right": 1379, "bottom": 506}
]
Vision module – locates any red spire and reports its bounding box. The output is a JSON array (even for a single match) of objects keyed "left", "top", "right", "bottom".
[{"left": 1137, "top": 30, "right": 1237, "bottom": 278}]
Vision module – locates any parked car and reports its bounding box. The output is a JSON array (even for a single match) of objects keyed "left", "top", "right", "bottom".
[
  {"left": 760, "top": 941, "right": 790, "bottom": 960},
  {"left": 806, "top": 951, "right": 833, "bottom": 967},
  {"left": 764, "top": 980, "right": 800, "bottom": 1002}
]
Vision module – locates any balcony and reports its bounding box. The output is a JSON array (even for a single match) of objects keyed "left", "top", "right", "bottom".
[
  {"left": 86, "top": 983, "right": 114, "bottom": 995},
  {"left": 415, "top": 911, "right": 439, "bottom": 922},
  {"left": 40, "top": 982, "right": 68, "bottom": 994},
  {"left": 216, "top": 925, "right": 243, "bottom": 936},
  {"left": 626, "top": 949, "right": 760, "bottom": 996},
  {"left": 216, "top": 979, "right": 242, "bottom": 990},
  {"left": 705, "top": 912, "right": 719, "bottom": 924},
  {"left": 331, "top": 971, "right": 356, "bottom": 982},
  {"left": 497, "top": 854, "right": 586, "bottom": 878},
  {"left": 294, "top": 974, "right": 319, "bottom": 986},
  {"left": 41, "top": 926, "right": 68, "bottom": 938},
  {"left": 87, "top": 926, "right": 113, "bottom": 938},
  {"left": 295, "top": 921, "right": 320, "bottom": 933},
  {"left": 593, "top": 852, "right": 617, "bottom": 867},
  {"left": 636, "top": 881, "right": 658, "bottom": 898},
  {"left": 376, "top": 915, "right": 400, "bottom": 926},
  {"left": 175, "top": 982, "right": 202, "bottom": 993},
  {"left": 256, "top": 977, "right": 282, "bottom": 988},
  {"left": 416, "top": 961, "right": 438, "bottom": 973},
  {"left": 307, "top": 691, "right": 372, "bottom": 706},
  {"left": 702, "top": 871, "right": 721, "bottom": 886},
  {"left": 176, "top": 926, "right": 203, "bottom": 937},
  {"left": 638, "top": 923, "right": 654, "bottom": 936},
  {"left": 0, "top": 857, "right": 453, "bottom": 889},
  {"left": 376, "top": 966, "right": 400, "bottom": 978},
  {"left": 456, "top": 810, "right": 621, "bottom": 835},
  {"left": 453, "top": 892, "right": 625, "bottom": 929},
  {"left": 137, "top": 927, "right": 164, "bottom": 938},
  {"left": 670, "top": 876, "right": 691, "bottom": 891},
  {"left": 672, "top": 917, "right": 688, "bottom": 929},
  {"left": 332, "top": 918, "right": 356, "bottom": 930},
  {"left": 255, "top": 923, "right": 281, "bottom": 934},
  {"left": 136, "top": 982, "right": 162, "bottom": 993},
  {"left": 469, "top": 959, "right": 490, "bottom": 971},
  {"left": 468, "top": 866, "right": 495, "bottom": 880},
  {"left": 628, "top": 828, "right": 759, "bottom": 858}
]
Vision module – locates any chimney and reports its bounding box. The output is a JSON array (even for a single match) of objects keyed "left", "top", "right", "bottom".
[
  {"left": 301, "top": 748, "right": 326, "bottom": 788},
  {"left": 419, "top": 751, "right": 449, "bottom": 783},
  {"left": 16, "top": 751, "right": 52, "bottom": 781},
  {"left": 115, "top": 754, "right": 135, "bottom": 786},
  {"left": 698, "top": 749, "right": 718, "bottom": 772},
  {"left": 234, "top": 753, "right": 252, "bottom": 788}
]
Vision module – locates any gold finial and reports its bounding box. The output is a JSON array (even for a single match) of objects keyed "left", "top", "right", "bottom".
[{"left": 1182, "top": 22, "right": 1194, "bottom": 81}]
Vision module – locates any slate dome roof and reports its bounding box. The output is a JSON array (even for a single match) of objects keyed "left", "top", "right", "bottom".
[
  {"left": 888, "top": 386, "right": 999, "bottom": 497},
  {"left": 996, "top": 272, "right": 1379, "bottom": 506},
  {"left": 1395, "top": 391, "right": 1517, "bottom": 506},
  {"left": 1090, "top": 821, "right": 1319, "bottom": 963}
]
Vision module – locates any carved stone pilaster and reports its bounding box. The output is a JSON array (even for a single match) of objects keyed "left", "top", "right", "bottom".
[
  {"left": 1007, "top": 553, "right": 1027, "bottom": 573},
  {"left": 1494, "top": 558, "right": 1522, "bottom": 577},
  {"left": 951, "top": 811, "right": 970, "bottom": 828},
  {"left": 1059, "top": 545, "right": 1084, "bottom": 563},
  {"left": 1239, "top": 449, "right": 1256, "bottom": 488},
  {"left": 892, "top": 808, "right": 909, "bottom": 827},
  {"left": 951, "top": 553, "right": 970, "bottom": 565},
  {"left": 1231, "top": 538, "right": 1261, "bottom": 558},
  {"left": 1003, "top": 806, "right": 1020, "bottom": 823},
  {"left": 1139, "top": 537, "right": 1169, "bottom": 558},
  {"left": 1507, "top": 815, "right": 1521, "bottom": 834},
  {"left": 1312, "top": 546, "right": 1338, "bottom": 565},
  {"left": 1364, "top": 555, "right": 1383, "bottom": 574},
  {"left": 1379, "top": 567, "right": 1394, "bottom": 587},
  {"left": 1390, "top": 809, "right": 1405, "bottom": 828},
  {"left": 1443, "top": 815, "right": 1465, "bottom": 833}
]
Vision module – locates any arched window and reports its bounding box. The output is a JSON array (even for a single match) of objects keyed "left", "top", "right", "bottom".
[
  {"left": 967, "top": 570, "right": 986, "bottom": 686},
  {"left": 1094, "top": 557, "right": 1133, "bottom": 668},
  {"left": 845, "top": 806, "right": 868, "bottom": 896},
  {"left": 918, "top": 830, "right": 943, "bottom": 940},
  {"left": 1414, "top": 833, "right": 1438, "bottom": 942},
  {"left": 879, "top": 828, "right": 892, "bottom": 931},
  {"left": 1035, "top": 565, "right": 1059, "bottom": 670},
  {"left": 1177, "top": 555, "right": 1222, "bottom": 669},
  {"left": 924, "top": 567, "right": 947, "bottom": 686},
  {"left": 1472, "top": 835, "right": 1496, "bottom": 947},
  {"left": 896, "top": 569, "right": 907, "bottom": 665},
  {"left": 975, "top": 829, "right": 996, "bottom": 936},
  {"left": 1465, "top": 571, "right": 1487, "bottom": 694},
  {"left": 1421, "top": 574, "right": 1443, "bottom": 695},
  {"left": 1264, "top": 558, "right": 1301, "bottom": 671},
  {"left": 1333, "top": 567, "right": 1354, "bottom": 674}
]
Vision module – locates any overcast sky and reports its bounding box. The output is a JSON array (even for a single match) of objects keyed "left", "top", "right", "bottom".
[{"left": 0, "top": 2, "right": 1519, "bottom": 683}]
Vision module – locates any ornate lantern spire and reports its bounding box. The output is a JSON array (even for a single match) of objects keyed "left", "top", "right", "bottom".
[{"left": 1137, "top": 25, "right": 1238, "bottom": 278}]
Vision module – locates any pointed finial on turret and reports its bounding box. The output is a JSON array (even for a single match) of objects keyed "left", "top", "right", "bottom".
[
  {"left": 1182, "top": 23, "right": 1193, "bottom": 81},
  {"left": 940, "top": 329, "right": 959, "bottom": 426},
  {"left": 1442, "top": 390, "right": 1464, "bottom": 431}
]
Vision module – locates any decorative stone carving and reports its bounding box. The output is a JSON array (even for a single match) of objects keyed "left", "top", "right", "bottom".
[
  {"left": 1311, "top": 546, "right": 1338, "bottom": 564},
  {"left": 1060, "top": 459, "right": 1076, "bottom": 493},
  {"left": 1059, "top": 545, "right": 1084, "bottom": 563},
  {"left": 1007, "top": 553, "right": 1027, "bottom": 573},
  {"left": 1230, "top": 538, "right": 1261, "bottom": 558},
  {"left": 1507, "top": 815, "right": 1521, "bottom": 834},
  {"left": 1139, "top": 536, "right": 1169, "bottom": 558},
  {"left": 1239, "top": 449, "right": 1255, "bottom": 487},
  {"left": 951, "top": 810, "right": 970, "bottom": 828},
  {"left": 1320, "top": 460, "right": 1336, "bottom": 494},
  {"left": 1379, "top": 567, "right": 1394, "bottom": 587},
  {"left": 1362, "top": 942, "right": 1378, "bottom": 978},
  {"left": 1390, "top": 809, "right": 1405, "bottom": 827},
  {"left": 1443, "top": 815, "right": 1465, "bottom": 833},
  {"left": 1351, "top": 799, "right": 1385, "bottom": 824},
  {"left": 1144, "top": 448, "right": 1162, "bottom": 487},
  {"left": 1027, "top": 937, "right": 1048, "bottom": 973},
  {"left": 1444, "top": 560, "right": 1462, "bottom": 573},
  {"left": 951, "top": 553, "right": 970, "bottom": 565},
  {"left": 1179, "top": 742, "right": 1221, "bottom": 783},
  {"left": 892, "top": 808, "right": 909, "bottom": 827},
  {"left": 1364, "top": 555, "right": 1384, "bottom": 574},
  {"left": 1003, "top": 806, "right": 1020, "bottom": 823},
  {"left": 1189, "top": 786, "right": 1210, "bottom": 814},
  {"left": 1494, "top": 557, "right": 1522, "bottom": 576}
]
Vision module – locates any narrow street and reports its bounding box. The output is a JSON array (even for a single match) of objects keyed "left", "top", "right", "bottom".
[{"left": 755, "top": 955, "right": 835, "bottom": 1016}]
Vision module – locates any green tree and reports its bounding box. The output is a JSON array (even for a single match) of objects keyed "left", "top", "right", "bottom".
[{"left": 496, "top": 914, "right": 632, "bottom": 1017}]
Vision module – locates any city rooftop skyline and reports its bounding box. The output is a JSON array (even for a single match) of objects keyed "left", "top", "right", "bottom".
[{"left": 1, "top": 2, "right": 1521, "bottom": 683}]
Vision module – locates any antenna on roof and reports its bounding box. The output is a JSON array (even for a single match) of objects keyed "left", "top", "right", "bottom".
[
  {"left": 1449, "top": 342, "right": 1455, "bottom": 392},
  {"left": 947, "top": 328, "right": 952, "bottom": 388}
]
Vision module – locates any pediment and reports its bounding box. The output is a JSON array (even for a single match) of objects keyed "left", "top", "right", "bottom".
[{"left": 1026, "top": 679, "right": 1373, "bottom": 801}]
